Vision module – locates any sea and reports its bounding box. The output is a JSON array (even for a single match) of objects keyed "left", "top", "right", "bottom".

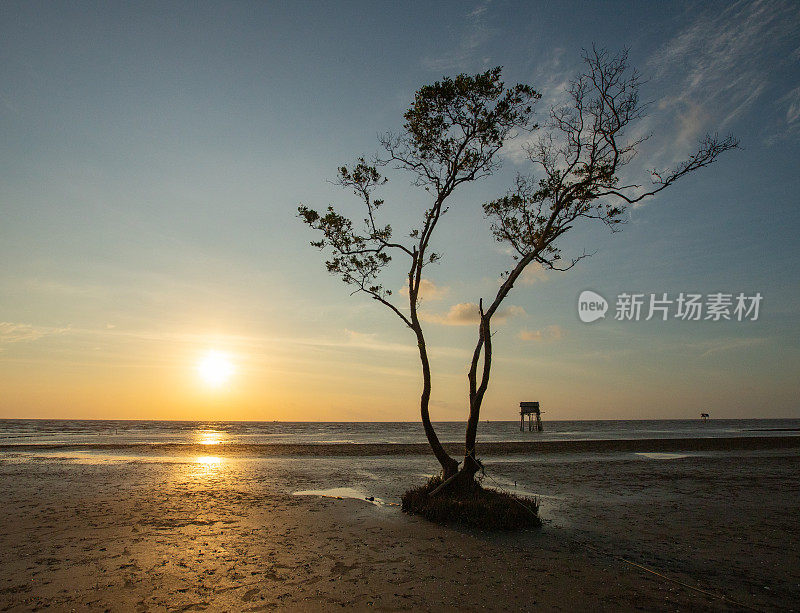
[{"left": 1, "top": 418, "right": 798, "bottom": 447}]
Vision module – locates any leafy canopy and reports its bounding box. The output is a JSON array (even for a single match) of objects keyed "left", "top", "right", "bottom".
[{"left": 299, "top": 68, "right": 539, "bottom": 317}]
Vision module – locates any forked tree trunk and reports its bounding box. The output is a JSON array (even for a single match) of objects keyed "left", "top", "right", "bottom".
[
  {"left": 463, "top": 312, "right": 492, "bottom": 481},
  {"left": 455, "top": 263, "right": 530, "bottom": 490},
  {"left": 408, "top": 254, "right": 459, "bottom": 480},
  {"left": 432, "top": 310, "right": 493, "bottom": 496},
  {"left": 414, "top": 326, "right": 459, "bottom": 479}
]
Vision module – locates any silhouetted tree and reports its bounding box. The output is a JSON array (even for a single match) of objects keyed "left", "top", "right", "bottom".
[
  {"left": 450, "top": 47, "right": 738, "bottom": 490},
  {"left": 300, "top": 50, "right": 737, "bottom": 494},
  {"left": 299, "top": 68, "right": 538, "bottom": 478}
]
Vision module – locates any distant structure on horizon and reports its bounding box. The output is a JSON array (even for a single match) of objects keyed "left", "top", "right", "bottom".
[
  {"left": 520, "top": 401, "right": 543, "bottom": 432},
  {"left": 701, "top": 413, "right": 710, "bottom": 421}
]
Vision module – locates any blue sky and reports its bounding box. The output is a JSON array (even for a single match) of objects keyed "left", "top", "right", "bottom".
[{"left": 1, "top": 0, "right": 798, "bottom": 420}]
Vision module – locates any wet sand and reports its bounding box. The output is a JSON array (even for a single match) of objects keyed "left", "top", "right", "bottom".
[
  {"left": 1, "top": 443, "right": 798, "bottom": 611},
  {"left": 2, "top": 434, "right": 798, "bottom": 457}
]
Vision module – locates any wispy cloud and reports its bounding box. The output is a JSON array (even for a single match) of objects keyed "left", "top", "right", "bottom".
[
  {"left": 519, "top": 324, "right": 564, "bottom": 342},
  {"left": 0, "top": 321, "right": 473, "bottom": 373},
  {"left": 399, "top": 278, "right": 449, "bottom": 302},
  {"left": 783, "top": 87, "right": 800, "bottom": 125},
  {"left": 502, "top": 46, "right": 572, "bottom": 165},
  {"left": 518, "top": 262, "right": 549, "bottom": 286},
  {"left": 647, "top": 0, "right": 800, "bottom": 151},
  {"left": 421, "top": 302, "right": 525, "bottom": 326},
  {"left": 0, "top": 322, "right": 68, "bottom": 344},
  {"left": 772, "top": 86, "right": 800, "bottom": 142},
  {"left": 691, "top": 336, "right": 767, "bottom": 358},
  {"left": 505, "top": 2, "right": 800, "bottom": 189},
  {"left": 342, "top": 328, "right": 415, "bottom": 355},
  {"left": 422, "top": 1, "right": 495, "bottom": 72}
]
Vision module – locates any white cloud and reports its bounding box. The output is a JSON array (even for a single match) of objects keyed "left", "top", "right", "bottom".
[
  {"left": 505, "top": 2, "right": 800, "bottom": 197},
  {"left": 518, "top": 262, "right": 548, "bottom": 286},
  {"left": 673, "top": 101, "right": 710, "bottom": 153},
  {"left": 422, "top": 1, "right": 495, "bottom": 72},
  {"left": 421, "top": 302, "right": 525, "bottom": 326},
  {"left": 693, "top": 337, "right": 767, "bottom": 358},
  {"left": 785, "top": 87, "right": 800, "bottom": 125},
  {"left": 502, "top": 47, "right": 573, "bottom": 165},
  {"left": 519, "top": 325, "right": 564, "bottom": 342},
  {"left": 338, "top": 329, "right": 470, "bottom": 360},
  {"left": 421, "top": 302, "right": 479, "bottom": 326},
  {"left": 647, "top": 0, "right": 800, "bottom": 153},
  {"left": 344, "top": 328, "right": 378, "bottom": 343},
  {"left": 399, "top": 278, "right": 449, "bottom": 302},
  {"left": 467, "top": 2, "right": 489, "bottom": 18},
  {"left": 0, "top": 322, "right": 66, "bottom": 344},
  {"left": 771, "top": 86, "right": 800, "bottom": 142}
]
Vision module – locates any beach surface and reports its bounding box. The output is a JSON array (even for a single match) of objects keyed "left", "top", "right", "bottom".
[
  {"left": 1, "top": 439, "right": 798, "bottom": 611},
  {"left": 3, "top": 434, "right": 799, "bottom": 457}
]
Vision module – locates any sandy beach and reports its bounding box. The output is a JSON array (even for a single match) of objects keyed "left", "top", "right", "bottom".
[
  {"left": 1, "top": 439, "right": 798, "bottom": 611},
  {"left": 3, "top": 434, "right": 799, "bottom": 457},
  {"left": 2, "top": 0, "right": 799, "bottom": 610}
]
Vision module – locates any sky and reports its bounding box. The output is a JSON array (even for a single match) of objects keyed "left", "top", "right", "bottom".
[{"left": 1, "top": 0, "right": 799, "bottom": 422}]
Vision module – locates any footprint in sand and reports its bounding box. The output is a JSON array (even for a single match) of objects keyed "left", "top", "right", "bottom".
[{"left": 241, "top": 587, "right": 260, "bottom": 602}]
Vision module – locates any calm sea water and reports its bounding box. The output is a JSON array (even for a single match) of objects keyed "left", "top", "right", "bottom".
[{"left": 1, "top": 418, "right": 798, "bottom": 447}]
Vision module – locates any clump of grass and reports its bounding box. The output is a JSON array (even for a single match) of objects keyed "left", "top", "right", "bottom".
[{"left": 401, "top": 476, "right": 541, "bottom": 531}]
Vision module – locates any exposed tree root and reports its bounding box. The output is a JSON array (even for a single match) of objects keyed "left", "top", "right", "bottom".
[{"left": 401, "top": 476, "right": 541, "bottom": 531}]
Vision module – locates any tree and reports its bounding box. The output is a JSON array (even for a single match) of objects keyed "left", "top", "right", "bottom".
[
  {"left": 451, "top": 46, "right": 738, "bottom": 490},
  {"left": 299, "top": 68, "right": 538, "bottom": 479},
  {"left": 299, "top": 49, "right": 737, "bottom": 496}
]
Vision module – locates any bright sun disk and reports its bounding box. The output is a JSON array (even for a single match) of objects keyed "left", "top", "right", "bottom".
[{"left": 197, "top": 351, "right": 235, "bottom": 387}]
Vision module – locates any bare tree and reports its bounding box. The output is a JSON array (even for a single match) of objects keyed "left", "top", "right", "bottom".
[
  {"left": 299, "top": 50, "right": 736, "bottom": 496},
  {"left": 299, "top": 68, "right": 538, "bottom": 479},
  {"left": 448, "top": 47, "right": 738, "bottom": 491}
]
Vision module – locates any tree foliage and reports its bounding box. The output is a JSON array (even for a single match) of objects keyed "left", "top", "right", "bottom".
[
  {"left": 458, "top": 47, "right": 738, "bottom": 484},
  {"left": 299, "top": 49, "right": 737, "bottom": 494},
  {"left": 299, "top": 68, "right": 538, "bottom": 477},
  {"left": 484, "top": 48, "right": 737, "bottom": 271}
]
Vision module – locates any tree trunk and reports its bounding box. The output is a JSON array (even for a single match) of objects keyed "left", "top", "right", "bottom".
[
  {"left": 415, "top": 327, "right": 459, "bottom": 479},
  {"left": 459, "top": 310, "right": 494, "bottom": 489},
  {"left": 407, "top": 252, "right": 458, "bottom": 480}
]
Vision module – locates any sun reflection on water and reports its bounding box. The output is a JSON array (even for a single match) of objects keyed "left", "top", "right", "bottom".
[
  {"left": 190, "top": 431, "right": 226, "bottom": 471},
  {"left": 195, "top": 455, "right": 223, "bottom": 466},
  {"left": 196, "top": 430, "right": 224, "bottom": 446}
]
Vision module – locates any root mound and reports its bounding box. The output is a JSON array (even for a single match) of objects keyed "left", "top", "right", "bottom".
[{"left": 401, "top": 476, "right": 541, "bottom": 530}]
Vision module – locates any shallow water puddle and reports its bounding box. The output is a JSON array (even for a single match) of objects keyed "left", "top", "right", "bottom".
[
  {"left": 293, "top": 486, "right": 395, "bottom": 506},
  {"left": 635, "top": 452, "right": 691, "bottom": 460}
]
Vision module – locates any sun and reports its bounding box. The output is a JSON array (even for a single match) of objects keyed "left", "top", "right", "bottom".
[{"left": 197, "top": 350, "right": 235, "bottom": 387}]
